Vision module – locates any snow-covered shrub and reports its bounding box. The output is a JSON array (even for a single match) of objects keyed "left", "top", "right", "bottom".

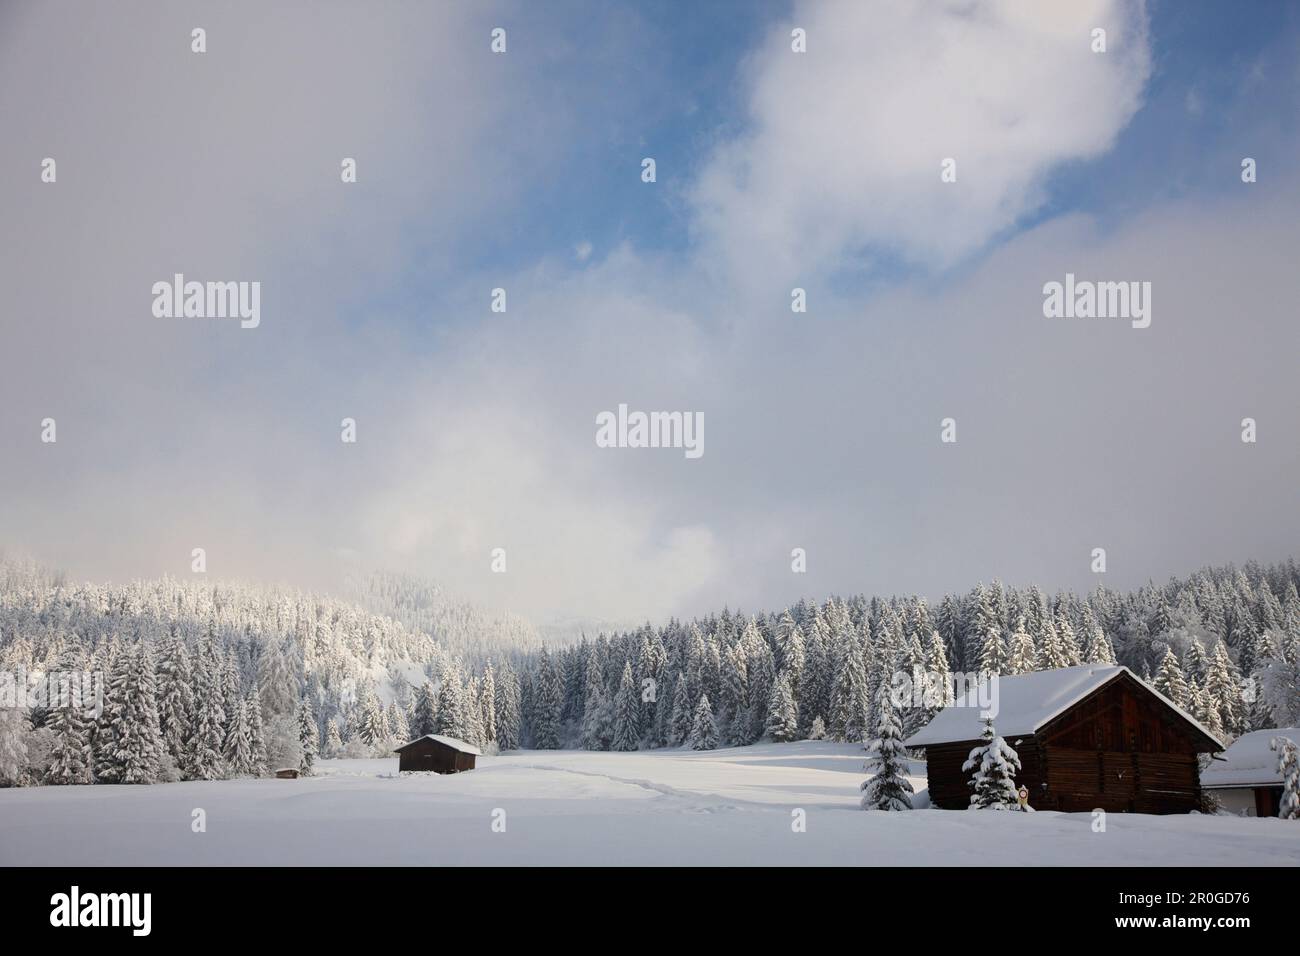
[
  {"left": 1272, "top": 735, "right": 1299, "bottom": 820},
  {"left": 962, "top": 716, "right": 1021, "bottom": 810}
]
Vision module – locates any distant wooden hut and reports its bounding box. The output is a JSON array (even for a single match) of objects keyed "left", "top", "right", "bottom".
[
  {"left": 1201, "top": 727, "right": 1298, "bottom": 817},
  {"left": 395, "top": 734, "right": 482, "bottom": 773},
  {"left": 905, "top": 665, "right": 1223, "bottom": 814},
  {"left": 274, "top": 768, "right": 300, "bottom": 779}
]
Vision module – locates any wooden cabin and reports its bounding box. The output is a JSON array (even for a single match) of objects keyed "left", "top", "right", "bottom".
[
  {"left": 274, "top": 768, "right": 300, "bottom": 779},
  {"left": 394, "top": 734, "right": 482, "bottom": 773},
  {"left": 1200, "top": 727, "right": 1297, "bottom": 817},
  {"left": 905, "top": 665, "right": 1223, "bottom": 814}
]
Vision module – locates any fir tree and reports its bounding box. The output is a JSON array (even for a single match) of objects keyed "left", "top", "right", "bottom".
[
  {"left": 433, "top": 669, "right": 469, "bottom": 741},
  {"left": 246, "top": 691, "right": 268, "bottom": 776},
  {"left": 45, "top": 650, "right": 93, "bottom": 785},
  {"left": 720, "top": 642, "right": 750, "bottom": 745},
  {"left": 156, "top": 630, "right": 194, "bottom": 770},
  {"left": 860, "top": 686, "right": 914, "bottom": 811},
  {"left": 412, "top": 681, "right": 437, "bottom": 738},
  {"left": 1083, "top": 627, "right": 1117, "bottom": 665},
  {"left": 532, "top": 648, "right": 564, "bottom": 749},
  {"left": 828, "top": 639, "right": 869, "bottom": 743},
  {"left": 668, "top": 670, "right": 693, "bottom": 746},
  {"left": 611, "top": 661, "right": 642, "bottom": 751},
  {"left": 97, "top": 641, "right": 165, "bottom": 785},
  {"left": 1206, "top": 640, "right": 1247, "bottom": 736},
  {"left": 223, "top": 695, "right": 253, "bottom": 777},
  {"left": 978, "top": 627, "right": 1006, "bottom": 675},
  {"left": 1153, "top": 646, "right": 1190, "bottom": 708},
  {"left": 388, "top": 702, "right": 411, "bottom": 744},
  {"left": 0, "top": 705, "right": 29, "bottom": 787},
  {"left": 689, "top": 693, "right": 718, "bottom": 750},
  {"left": 1004, "top": 618, "right": 1036, "bottom": 675},
  {"left": 480, "top": 661, "right": 498, "bottom": 746},
  {"left": 190, "top": 649, "right": 227, "bottom": 780},
  {"left": 764, "top": 671, "right": 800, "bottom": 742},
  {"left": 324, "top": 717, "right": 344, "bottom": 757},
  {"left": 962, "top": 716, "right": 1021, "bottom": 810},
  {"left": 494, "top": 660, "right": 522, "bottom": 751},
  {"left": 581, "top": 684, "right": 613, "bottom": 750},
  {"left": 297, "top": 697, "right": 318, "bottom": 776}
]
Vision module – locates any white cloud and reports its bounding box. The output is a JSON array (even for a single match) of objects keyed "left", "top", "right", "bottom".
[{"left": 690, "top": 0, "right": 1152, "bottom": 283}]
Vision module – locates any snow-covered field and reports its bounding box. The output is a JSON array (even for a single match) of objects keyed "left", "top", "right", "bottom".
[{"left": 2, "top": 742, "right": 1297, "bottom": 866}]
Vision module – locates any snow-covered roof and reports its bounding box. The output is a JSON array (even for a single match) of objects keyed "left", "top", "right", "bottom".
[
  {"left": 1201, "top": 728, "right": 1299, "bottom": 789},
  {"left": 904, "top": 665, "right": 1224, "bottom": 750},
  {"left": 395, "top": 733, "right": 483, "bottom": 756}
]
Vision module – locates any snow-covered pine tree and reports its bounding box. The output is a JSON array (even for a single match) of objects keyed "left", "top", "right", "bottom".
[
  {"left": 45, "top": 649, "right": 93, "bottom": 785},
  {"left": 532, "top": 648, "right": 564, "bottom": 749},
  {"left": 223, "top": 695, "right": 253, "bottom": 777},
  {"left": 1035, "top": 618, "right": 1070, "bottom": 671},
  {"left": 1055, "top": 608, "right": 1082, "bottom": 666},
  {"left": 324, "top": 717, "right": 343, "bottom": 757},
  {"left": 117, "top": 641, "right": 165, "bottom": 785},
  {"left": 189, "top": 648, "right": 227, "bottom": 780},
  {"left": 1271, "top": 735, "right": 1299, "bottom": 820},
  {"left": 1255, "top": 631, "right": 1300, "bottom": 728},
  {"left": 611, "top": 661, "right": 641, "bottom": 751},
  {"left": 668, "top": 670, "right": 693, "bottom": 746},
  {"left": 0, "top": 704, "right": 29, "bottom": 787},
  {"left": 480, "top": 661, "right": 498, "bottom": 746},
  {"left": 799, "top": 617, "right": 831, "bottom": 736},
  {"left": 463, "top": 676, "right": 486, "bottom": 747},
  {"left": 764, "top": 670, "right": 799, "bottom": 742},
  {"left": 828, "top": 639, "right": 869, "bottom": 743},
  {"left": 689, "top": 693, "right": 718, "bottom": 751},
  {"left": 720, "top": 642, "right": 749, "bottom": 745},
  {"left": 433, "top": 669, "right": 468, "bottom": 741},
  {"left": 1083, "top": 626, "right": 1117, "bottom": 665},
  {"left": 246, "top": 691, "right": 268, "bottom": 776},
  {"left": 388, "top": 701, "right": 411, "bottom": 744},
  {"left": 93, "top": 645, "right": 132, "bottom": 783},
  {"left": 1004, "top": 618, "right": 1035, "bottom": 675},
  {"left": 860, "top": 685, "right": 914, "bottom": 811},
  {"left": 977, "top": 627, "right": 1006, "bottom": 675},
  {"left": 1153, "top": 646, "right": 1190, "bottom": 708},
  {"left": 357, "top": 687, "right": 386, "bottom": 746},
  {"left": 580, "top": 683, "right": 612, "bottom": 750},
  {"left": 774, "top": 610, "right": 806, "bottom": 689},
  {"left": 744, "top": 628, "right": 777, "bottom": 744},
  {"left": 412, "top": 681, "right": 437, "bottom": 737},
  {"left": 923, "top": 630, "right": 954, "bottom": 715},
  {"left": 297, "top": 696, "right": 317, "bottom": 776},
  {"left": 809, "top": 715, "right": 827, "bottom": 740},
  {"left": 494, "top": 659, "right": 522, "bottom": 751},
  {"left": 156, "top": 630, "right": 194, "bottom": 770},
  {"left": 962, "top": 715, "right": 1022, "bottom": 810},
  {"left": 1201, "top": 642, "right": 1242, "bottom": 733}
]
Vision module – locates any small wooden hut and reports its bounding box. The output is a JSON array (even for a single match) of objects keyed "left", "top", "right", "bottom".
[
  {"left": 274, "top": 768, "right": 300, "bottom": 779},
  {"left": 394, "top": 734, "right": 482, "bottom": 773},
  {"left": 905, "top": 665, "right": 1223, "bottom": 813}
]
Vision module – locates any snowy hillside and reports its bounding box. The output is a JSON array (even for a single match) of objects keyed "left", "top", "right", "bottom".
[{"left": 2, "top": 743, "right": 1296, "bottom": 866}]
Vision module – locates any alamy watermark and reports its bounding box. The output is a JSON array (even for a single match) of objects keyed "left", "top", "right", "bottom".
[
  {"left": 1, "top": 667, "right": 104, "bottom": 719},
  {"left": 1042, "top": 273, "right": 1151, "bottom": 329},
  {"left": 152, "top": 273, "right": 260, "bottom": 329},
  {"left": 595, "top": 403, "right": 704, "bottom": 459},
  {"left": 890, "top": 667, "right": 1000, "bottom": 719}
]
